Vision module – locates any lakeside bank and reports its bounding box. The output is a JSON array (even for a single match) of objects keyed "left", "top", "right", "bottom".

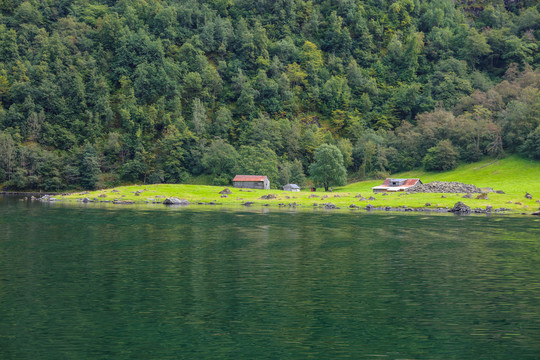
[
  {"left": 4, "top": 156, "right": 540, "bottom": 216},
  {"left": 12, "top": 183, "right": 539, "bottom": 216}
]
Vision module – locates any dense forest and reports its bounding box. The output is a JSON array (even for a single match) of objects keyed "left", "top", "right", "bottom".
[{"left": 0, "top": 0, "right": 539, "bottom": 190}]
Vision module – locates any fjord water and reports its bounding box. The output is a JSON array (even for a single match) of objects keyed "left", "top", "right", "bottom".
[{"left": 1, "top": 197, "right": 539, "bottom": 360}]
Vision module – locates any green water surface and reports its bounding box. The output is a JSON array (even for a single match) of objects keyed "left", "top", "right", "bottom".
[{"left": 1, "top": 196, "right": 539, "bottom": 359}]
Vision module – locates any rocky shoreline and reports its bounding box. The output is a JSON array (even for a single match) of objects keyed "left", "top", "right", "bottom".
[
  {"left": 1, "top": 191, "right": 64, "bottom": 196},
  {"left": 16, "top": 193, "right": 539, "bottom": 216},
  {"left": 312, "top": 201, "right": 515, "bottom": 215}
]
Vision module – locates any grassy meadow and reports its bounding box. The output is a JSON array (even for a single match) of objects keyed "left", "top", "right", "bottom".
[{"left": 60, "top": 156, "right": 540, "bottom": 214}]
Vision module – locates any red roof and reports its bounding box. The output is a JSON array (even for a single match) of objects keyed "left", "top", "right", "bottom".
[
  {"left": 403, "top": 178, "right": 420, "bottom": 187},
  {"left": 233, "top": 175, "right": 268, "bottom": 182},
  {"left": 373, "top": 178, "right": 421, "bottom": 190}
]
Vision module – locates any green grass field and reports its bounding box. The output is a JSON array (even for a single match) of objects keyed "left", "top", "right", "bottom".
[{"left": 61, "top": 155, "right": 540, "bottom": 214}]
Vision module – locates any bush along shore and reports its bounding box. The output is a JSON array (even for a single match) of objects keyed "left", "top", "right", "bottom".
[{"left": 20, "top": 182, "right": 540, "bottom": 216}]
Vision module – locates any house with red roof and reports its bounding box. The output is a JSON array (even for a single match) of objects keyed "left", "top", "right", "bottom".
[
  {"left": 372, "top": 178, "right": 422, "bottom": 193},
  {"left": 233, "top": 175, "right": 270, "bottom": 190}
]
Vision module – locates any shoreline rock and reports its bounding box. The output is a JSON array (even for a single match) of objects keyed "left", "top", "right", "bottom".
[
  {"left": 449, "top": 201, "right": 472, "bottom": 214},
  {"left": 163, "top": 198, "right": 190, "bottom": 206},
  {"left": 259, "top": 194, "right": 277, "bottom": 200}
]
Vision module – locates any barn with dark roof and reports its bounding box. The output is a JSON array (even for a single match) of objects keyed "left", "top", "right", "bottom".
[{"left": 233, "top": 175, "right": 270, "bottom": 190}]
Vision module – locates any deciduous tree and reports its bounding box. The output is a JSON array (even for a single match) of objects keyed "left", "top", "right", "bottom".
[
  {"left": 309, "top": 144, "right": 347, "bottom": 191},
  {"left": 422, "top": 139, "right": 459, "bottom": 171}
]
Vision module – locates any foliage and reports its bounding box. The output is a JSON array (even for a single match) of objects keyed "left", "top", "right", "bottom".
[
  {"left": 520, "top": 125, "right": 540, "bottom": 159},
  {"left": 0, "top": 0, "right": 538, "bottom": 190},
  {"left": 422, "top": 139, "right": 460, "bottom": 171},
  {"left": 202, "top": 138, "right": 239, "bottom": 181},
  {"left": 235, "top": 145, "right": 279, "bottom": 188},
  {"left": 80, "top": 144, "right": 101, "bottom": 190},
  {"left": 309, "top": 144, "right": 347, "bottom": 191}
]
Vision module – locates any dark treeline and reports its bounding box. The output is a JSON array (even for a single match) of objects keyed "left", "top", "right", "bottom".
[{"left": 0, "top": 0, "right": 539, "bottom": 190}]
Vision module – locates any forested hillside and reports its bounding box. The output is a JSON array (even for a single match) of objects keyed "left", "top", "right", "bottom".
[{"left": 0, "top": 0, "right": 539, "bottom": 190}]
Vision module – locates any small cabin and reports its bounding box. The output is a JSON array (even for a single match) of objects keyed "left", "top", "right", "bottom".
[
  {"left": 283, "top": 184, "right": 301, "bottom": 192},
  {"left": 372, "top": 178, "right": 421, "bottom": 193},
  {"left": 233, "top": 175, "right": 270, "bottom": 190}
]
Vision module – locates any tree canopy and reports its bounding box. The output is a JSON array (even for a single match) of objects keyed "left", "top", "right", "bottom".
[
  {"left": 0, "top": 0, "right": 539, "bottom": 190},
  {"left": 309, "top": 144, "right": 347, "bottom": 191}
]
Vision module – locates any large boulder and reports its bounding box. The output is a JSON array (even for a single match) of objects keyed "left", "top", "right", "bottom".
[
  {"left": 219, "top": 188, "right": 233, "bottom": 194},
  {"left": 163, "top": 197, "right": 190, "bottom": 206},
  {"left": 449, "top": 201, "right": 471, "bottom": 214}
]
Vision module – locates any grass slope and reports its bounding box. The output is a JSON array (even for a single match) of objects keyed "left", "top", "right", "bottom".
[
  {"left": 62, "top": 156, "right": 540, "bottom": 214},
  {"left": 340, "top": 155, "right": 540, "bottom": 195}
]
